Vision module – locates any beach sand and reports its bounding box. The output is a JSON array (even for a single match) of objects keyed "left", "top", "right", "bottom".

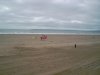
[{"left": 0, "top": 34, "right": 100, "bottom": 75}]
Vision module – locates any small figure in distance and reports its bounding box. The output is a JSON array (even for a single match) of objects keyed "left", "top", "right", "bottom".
[{"left": 75, "top": 44, "right": 76, "bottom": 48}]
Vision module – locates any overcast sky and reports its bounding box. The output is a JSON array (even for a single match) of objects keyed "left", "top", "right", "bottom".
[{"left": 0, "top": 0, "right": 100, "bottom": 30}]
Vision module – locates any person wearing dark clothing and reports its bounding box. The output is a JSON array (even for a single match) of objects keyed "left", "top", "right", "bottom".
[{"left": 75, "top": 44, "right": 76, "bottom": 48}]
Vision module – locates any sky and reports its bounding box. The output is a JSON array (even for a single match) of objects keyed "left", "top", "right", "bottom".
[{"left": 0, "top": 0, "right": 100, "bottom": 30}]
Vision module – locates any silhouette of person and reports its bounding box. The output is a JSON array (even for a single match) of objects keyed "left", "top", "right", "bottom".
[{"left": 75, "top": 44, "right": 76, "bottom": 48}]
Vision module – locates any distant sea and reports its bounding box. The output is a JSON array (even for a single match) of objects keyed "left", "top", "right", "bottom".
[{"left": 0, "top": 29, "right": 100, "bottom": 35}]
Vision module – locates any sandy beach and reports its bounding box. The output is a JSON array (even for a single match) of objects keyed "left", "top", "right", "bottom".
[{"left": 0, "top": 34, "right": 100, "bottom": 75}]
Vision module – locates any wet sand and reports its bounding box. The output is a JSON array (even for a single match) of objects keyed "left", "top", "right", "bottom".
[{"left": 0, "top": 34, "right": 100, "bottom": 75}]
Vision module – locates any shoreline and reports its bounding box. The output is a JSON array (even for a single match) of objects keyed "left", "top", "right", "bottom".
[{"left": 0, "top": 33, "right": 100, "bottom": 35}]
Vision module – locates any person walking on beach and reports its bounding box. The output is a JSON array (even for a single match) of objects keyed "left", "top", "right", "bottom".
[{"left": 75, "top": 44, "right": 76, "bottom": 48}]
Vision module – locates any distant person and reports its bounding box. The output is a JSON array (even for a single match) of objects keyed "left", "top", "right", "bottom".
[{"left": 75, "top": 44, "right": 76, "bottom": 48}]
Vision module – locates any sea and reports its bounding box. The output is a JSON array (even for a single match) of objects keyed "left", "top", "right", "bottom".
[{"left": 0, "top": 29, "right": 100, "bottom": 35}]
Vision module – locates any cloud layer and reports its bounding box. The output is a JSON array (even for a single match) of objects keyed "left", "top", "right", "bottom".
[{"left": 0, "top": 0, "right": 100, "bottom": 30}]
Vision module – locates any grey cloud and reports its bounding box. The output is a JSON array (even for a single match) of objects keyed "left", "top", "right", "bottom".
[{"left": 0, "top": 0, "right": 100, "bottom": 30}]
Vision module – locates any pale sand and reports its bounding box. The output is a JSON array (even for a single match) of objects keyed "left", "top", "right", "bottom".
[{"left": 0, "top": 34, "right": 100, "bottom": 75}]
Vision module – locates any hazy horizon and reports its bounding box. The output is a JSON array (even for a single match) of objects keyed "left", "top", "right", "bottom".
[{"left": 0, "top": 29, "right": 100, "bottom": 35}]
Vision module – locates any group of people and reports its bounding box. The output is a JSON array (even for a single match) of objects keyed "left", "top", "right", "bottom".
[{"left": 40, "top": 35, "right": 48, "bottom": 40}]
